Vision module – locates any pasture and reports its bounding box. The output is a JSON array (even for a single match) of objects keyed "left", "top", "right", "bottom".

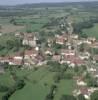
[
  {"left": 0, "top": 66, "right": 76, "bottom": 100},
  {"left": 82, "top": 23, "right": 98, "bottom": 39}
]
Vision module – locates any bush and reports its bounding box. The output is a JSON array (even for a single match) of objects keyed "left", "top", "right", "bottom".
[
  {"left": 91, "top": 90, "right": 98, "bottom": 100},
  {"left": 45, "top": 85, "right": 57, "bottom": 100},
  {"left": 47, "top": 61, "right": 61, "bottom": 72},
  {"left": 2, "top": 79, "right": 25, "bottom": 100},
  {"left": 77, "top": 94, "right": 86, "bottom": 100},
  {"left": 0, "top": 85, "right": 9, "bottom": 92},
  {"left": 64, "top": 73, "right": 73, "bottom": 79},
  {"left": 60, "top": 95, "right": 76, "bottom": 100}
]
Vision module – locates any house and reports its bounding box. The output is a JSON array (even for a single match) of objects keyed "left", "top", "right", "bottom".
[
  {"left": 22, "top": 34, "right": 38, "bottom": 47},
  {"left": 22, "top": 37, "right": 29, "bottom": 45},
  {"left": 35, "top": 47, "right": 39, "bottom": 51},
  {"left": 83, "top": 40, "right": 92, "bottom": 45},
  {"left": 87, "top": 37, "right": 96, "bottom": 43},
  {"left": 55, "top": 35, "right": 66, "bottom": 45},
  {"left": 76, "top": 77, "right": 87, "bottom": 86},
  {"left": 76, "top": 40, "right": 83, "bottom": 45},
  {"left": 24, "top": 49, "right": 45, "bottom": 65},
  {"left": 47, "top": 38, "right": 54, "bottom": 47},
  {"left": 45, "top": 48, "right": 53, "bottom": 56},
  {"left": 24, "top": 50, "right": 38, "bottom": 59},
  {"left": 35, "top": 55, "right": 45, "bottom": 65},
  {"left": 9, "top": 59, "right": 22, "bottom": 66},
  {"left": 70, "top": 34, "right": 79, "bottom": 40},
  {"left": 52, "top": 55, "right": 61, "bottom": 62},
  {"left": 0, "top": 55, "right": 22, "bottom": 66},
  {"left": 61, "top": 55, "right": 84, "bottom": 67},
  {"left": 89, "top": 67, "right": 96, "bottom": 73},
  {"left": 73, "top": 86, "right": 98, "bottom": 100},
  {"left": 22, "top": 37, "right": 37, "bottom": 47},
  {"left": 79, "top": 87, "right": 90, "bottom": 100},
  {"left": 61, "top": 49, "right": 75, "bottom": 56},
  {"left": 93, "top": 55, "right": 98, "bottom": 63},
  {"left": 29, "top": 38, "right": 36, "bottom": 47},
  {"left": 71, "top": 56, "right": 84, "bottom": 66},
  {"left": 0, "top": 57, "right": 10, "bottom": 63},
  {"left": 90, "top": 42, "right": 98, "bottom": 48},
  {"left": 79, "top": 52, "right": 90, "bottom": 60},
  {"left": 93, "top": 68, "right": 98, "bottom": 78}
]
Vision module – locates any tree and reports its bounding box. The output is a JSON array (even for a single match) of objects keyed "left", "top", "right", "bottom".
[
  {"left": 0, "top": 45, "right": 5, "bottom": 50},
  {"left": 47, "top": 61, "right": 61, "bottom": 72},
  {"left": 80, "top": 33, "right": 88, "bottom": 38},
  {"left": 10, "top": 18, "right": 17, "bottom": 25},
  {"left": 87, "top": 78, "right": 98, "bottom": 87},
  {"left": 79, "top": 43, "right": 85, "bottom": 52},
  {"left": 64, "top": 73, "right": 73, "bottom": 79},
  {"left": 6, "top": 40, "right": 14, "bottom": 50},
  {"left": 2, "top": 79, "right": 25, "bottom": 100},
  {"left": 45, "top": 85, "right": 57, "bottom": 100},
  {"left": 77, "top": 94, "right": 86, "bottom": 100},
  {"left": 0, "top": 85, "right": 9, "bottom": 92},
  {"left": 60, "top": 95, "right": 76, "bottom": 100},
  {"left": 74, "top": 66, "right": 79, "bottom": 73},
  {"left": 91, "top": 90, "right": 98, "bottom": 100},
  {"left": 53, "top": 72, "right": 62, "bottom": 83}
]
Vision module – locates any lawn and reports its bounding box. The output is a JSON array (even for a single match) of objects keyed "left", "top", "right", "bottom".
[
  {"left": 0, "top": 93, "right": 5, "bottom": 100},
  {"left": 9, "top": 67, "right": 55, "bottom": 100},
  {"left": 82, "top": 23, "right": 98, "bottom": 39},
  {"left": 54, "top": 79, "right": 76, "bottom": 100},
  {"left": 0, "top": 70, "right": 15, "bottom": 100},
  {"left": 0, "top": 71, "right": 15, "bottom": 87},
  {"left": 0, "top": 34, "right": 16, "bottom": 46},
  {"left": 9, "top": 67, "right": 76, "bottom": 100},
  {"left": 10, "top": 81, "right": 49, "bottom": 100},
  {"left": 15, "top": 17, "right": 49, "bottom": 32}
]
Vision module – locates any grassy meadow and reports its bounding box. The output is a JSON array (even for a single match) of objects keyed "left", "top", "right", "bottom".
[
  {"left": 0, "top": 66, "right": 76, "bottom": 100},
  {"left": 82, "top": 23, "right": 98, "bottom": 39}
]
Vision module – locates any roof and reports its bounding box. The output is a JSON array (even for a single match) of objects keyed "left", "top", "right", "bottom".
[
  {"left": 93, "top": 55, "right": 98, "bottom": 61},
  {"left": 80, "top": 87, "right": 89, "bottom": 95},
  {"left": 10, "top": 59, "right": 22, "bottom": 65},
  {"left": 61, "top": 49, "right": 75, "bottom": 55},
  {"left": 63, "top": 55, "right": 84, "bottom": 65},
  {"left": 25, "top": 50, "right": 38, "bottom": 56},
  {"left": 91, "top": 42, "right": 98, "bottom": 48},
  {"left": 52, "top": 55, "right": 61, "bottom": 61},
  {"left": 56, "top": 36, "right": 65, "bottom": 44}
]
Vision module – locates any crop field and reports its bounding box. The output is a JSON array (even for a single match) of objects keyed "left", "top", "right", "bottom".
[{"left": 0, "top": 24, "right": 24, "bottom": 33}]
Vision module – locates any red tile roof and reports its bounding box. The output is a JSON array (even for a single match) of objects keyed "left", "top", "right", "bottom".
[
  {"left": 63, "top": 55, "right": 84, "bottom": 65},
  {"left": 61, "top": 49, "right": 75, "bottom": 55},
  {"left": 56, "top": 36, "right": 65, "bottom": 44},
  {"left": 52, "top": 55, "right": 61, "bottom": 61},
  {"left": 25, "top": 50, "right": 38, "bottom": 56},
  {"left": 80, "top": 87, "right": 89, "bottom": 95}
]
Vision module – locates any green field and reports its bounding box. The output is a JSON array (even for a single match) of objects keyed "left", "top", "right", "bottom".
[
  {"left": 82, "top": 23, "right": 98, "bottom": 39},
  {"left": 1, "top": 2, "right": 98, "bottom": 100},
  {"left": 0, "top": 66, "right": 76, "bottom": 100},
  {"left": 0, "top": 34, "right": 23, "bottom": 56},
  {"left": 9, "top": 67, "right": 55, "bottom": 100},
  {"left": 0, "top": 70, "right": 15, "bottom": 100}
]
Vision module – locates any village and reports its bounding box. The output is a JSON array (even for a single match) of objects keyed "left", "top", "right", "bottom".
[{"left": 0, "top": 21, "right": 98, "bottom": 99}]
